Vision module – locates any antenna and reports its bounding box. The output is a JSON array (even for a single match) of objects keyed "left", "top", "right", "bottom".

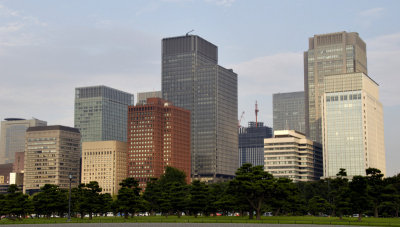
[
  {"left": 186, "top": 29, "right": 194, "bottom": 36},
  {"left": 255, "top": 101, "right": 259, "bottom": 128}
]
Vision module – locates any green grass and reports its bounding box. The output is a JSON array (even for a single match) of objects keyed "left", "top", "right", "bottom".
[{"left": 1, "top": 215, "right": 400, "bottom": 226}]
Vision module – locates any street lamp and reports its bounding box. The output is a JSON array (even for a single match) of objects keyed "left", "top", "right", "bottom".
[{"left": 67, "top": 174, "right": 72, "bottom": 222}]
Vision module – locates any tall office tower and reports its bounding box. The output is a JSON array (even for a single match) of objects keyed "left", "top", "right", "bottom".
[
  {"left": 162, "top": 35, "right": 238, "bottom": 182},
  {"left": 273, "top": 91, "right": 306, "bottom": 134},
  {"left": 23, "top": 125, "right": 81, "bottom": 194},
  {"left": 239, "top": 122, "right": 272, "bottom": 167},
  {"left": 74, "top": 85, "right": 134, "bottom": 143},
  {"left": 137, "top": 91, "right": 162, "bottom": 105},
  {"left": 82, "top": 141, "right": 127, "bottom": 195},
  {"left": 128, "top": 98, "right": 191, "bottom": 188},
  {"left": 304, "top": 31, "right": 367, "bottom": 143},
  {"left": 264, "top": 130, "right": 323, "bottom": 182},
  {"left": 0, "top": 118, "right": 47, "bottom": 164},
  {"left": 322, "top": 72, "right": 385, "bottom": 177}
]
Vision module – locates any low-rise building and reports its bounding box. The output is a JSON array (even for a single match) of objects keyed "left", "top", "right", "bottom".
[{"left": 264, "top": 130, "right": 323, "bottom": 182}]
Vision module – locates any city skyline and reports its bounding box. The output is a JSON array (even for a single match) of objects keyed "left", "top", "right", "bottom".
[{"left": 0, "top": 0, "right": 399, "bottom": 176}]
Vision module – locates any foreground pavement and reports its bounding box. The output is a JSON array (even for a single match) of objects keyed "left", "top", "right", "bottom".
[{"left": 0, "top": 224, "right": 355, "bottom": 227}]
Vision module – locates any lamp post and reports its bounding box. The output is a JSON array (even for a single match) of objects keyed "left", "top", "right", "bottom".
[{"left": 67, "top": 174, "right": 72, "bottom": 222}]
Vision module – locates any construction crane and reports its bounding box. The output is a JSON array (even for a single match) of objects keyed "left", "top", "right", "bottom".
[
  {"left": 238, "top": 111, "right": 245, "bottom": 128},
  {"left": 255, "top": 101, "right": 259, "bottom": 128}
]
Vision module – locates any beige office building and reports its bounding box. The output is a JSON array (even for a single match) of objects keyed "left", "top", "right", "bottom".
[
  {"left": 24, "top": 125, "right": 81, "bottom": 194},
  {"left": 81, "top": 141, "right": 127, "bottom": 195},
  {"left": 304, "top": 31, "right": 367, "bottom": 143},
  {"left": 322, "top": 72, "right": 385, "bottom": 177},
  {"left": 264, "top": 130, "right": 323, "bottom": 182}
]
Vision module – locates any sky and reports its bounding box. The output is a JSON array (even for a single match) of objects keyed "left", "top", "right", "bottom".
[{"left": 0, "top": 0, "right": 399, "bottom": 176}]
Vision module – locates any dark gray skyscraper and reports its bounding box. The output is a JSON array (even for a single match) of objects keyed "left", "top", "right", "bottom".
[
  {"left": 162, "top": 35, "right": 238, "bottom": 182},
  {"left": 74, "top": 85, "right": 134, "bottom": 142},
  {"left": 273, "top": 91, "right": 305, "bottom": 134},
  {"left": 304, "top": 31, "right": 367, "bottom": 143},
  {"left": 239, "top": 122, "right": 272, "bottom": 167}
]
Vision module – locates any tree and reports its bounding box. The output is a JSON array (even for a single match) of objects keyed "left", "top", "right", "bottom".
[
  {"left": 308, "top": 196, "right": 331, "bottom": 216},
  {"left": 73, "top": 182, "right": 103, "bottom": 219},
  {"left": 142, "top": 178, "right": 162, "bottom": 215},
  {"left": 4, "top": 184, "right": 33, "bottom": 219},
  {"left": 188, "top": 180, "right": 208, "bottom": 217},
  {"left": 98, "top": 193, "right": 113, "bottom": 216},
  {"left": 116, "top": 178, "right": 142, "bottom": 218},
  {"left": 366, "top": 168, "right": 384, "bottom": 218},
  {"left": 349, "top": 176, "right": 371, "bottom": 221},
  {"left": 229, "top": 163, "right": 275, "bottom": 220},
  {"left": 330, "top": 169, "right": 350, "bottom": 219},
  {"left": 32, "top": 184, "right": 68, "bottom": 218}
]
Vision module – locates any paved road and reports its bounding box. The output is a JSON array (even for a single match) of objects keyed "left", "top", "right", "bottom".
[{"left": 0, "top": 224, "right": 355, "bottom": 227}]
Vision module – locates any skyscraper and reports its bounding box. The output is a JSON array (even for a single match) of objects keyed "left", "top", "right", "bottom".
[
  {"left": 321, "top": 72, "right": 386, "bottom": 177},
  {"left": 74, "top": 85, "right": 134, "bottom": 142},
  {"left": 273, "top": 91, "right": 305, "bottom": 134},
  {"left": 127, "top": 98, "right": 191, "bottom": 188},
  {"left": 304, "top": 31, "right": 367, "bottom": 143},
  {"left": 23, "top": 125, "right": 81, "bottom": 194},
  {"left": 162, "top": 35, "right": 238, "bottom": 182},
  {"left": 0, "top": 118, "right": 47, "bottom": 164},
  {"left": 239, "top": 122, "right": 272, "bottom": 167}
]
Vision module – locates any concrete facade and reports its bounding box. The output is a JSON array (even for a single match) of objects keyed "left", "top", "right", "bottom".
[
  {"left": 81, "top": 140, "right": 127, "bottom": 195},
  {"left": 23, "top": 125, "right": 81, "bottom": 194},
  {"left": 264, "top": 130, "right": 323, "bottom": 182},
  {"left": 304, "top": 31, "right": 367, "bottom": 143},
  {"left": 137, "top": 91, "right": 162, "bottom": 105},
  {"left": 322, "top": 72, "right": 386, "bottom": 177}
]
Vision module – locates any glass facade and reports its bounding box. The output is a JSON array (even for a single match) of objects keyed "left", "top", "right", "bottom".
[
  {"left": 273, "top": 91, "right": 305, "bottom": 134},
  {"left": 304, "top": 32, "right": 367, "bottom": 143},
  {"left": 323, "top": 91, "right": 364, "bottom": 176},
  {"left": 0, "top": 118, "right": 47, "bottom": 164},
  {"left": 162, "top": 35, "right": 238, "bottom": 182},
  {"left": 239, "top": 122, "right": 272, "bottom": 167},
  {"left": 74, "top": 85, "right": 134, "bottom": 142}
]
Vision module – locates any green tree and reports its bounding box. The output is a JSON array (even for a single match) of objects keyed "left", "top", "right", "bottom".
[
  {"left": 74, "top": 182, "right": 102, "bottom": 219},
  {"left": 330, "top": 169, "right": 350, "bottom": 219},
  {"left": 366, "top": 168, "right": 384, "bottom": 218},
  {"left": 308, "top": 196, "right": 331, "bottom": 216},
  {"left": 229, "top": 163, "right": 275, "bottom": 220},
  {"left": 116, "top": 178, "right": 141, "bottom": 218},
  {"left": 32, "top": 184, "right": 68, "bottom": 218},
  {"left": 188, "top": 180, "right": 209, "bottom": 217},
  {"left": 142, "top": 178, "right": 162, "bottom": 215},
  {"left": 98, "top": 193, "right": 113, "bottom": 216},
  {"left": 4, "top": 184, "right": 33, "bottom": 219},
  {"left": 0, "top": 194, "right": 5, "bottom": 220},
  {"left": 349, "top": 176, "right": 370, "bottom": 221}
]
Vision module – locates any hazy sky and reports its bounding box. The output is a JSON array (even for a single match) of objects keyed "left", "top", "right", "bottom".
[{"left": 1, "top": 0, "right": 399, "bottom": 176}]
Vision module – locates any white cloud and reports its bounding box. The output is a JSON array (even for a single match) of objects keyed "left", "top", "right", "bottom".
[
  {"left": 358, "top": 7, "right": 384, "bottom": 17},
  {"left": 205, "top": 0, "right": 235, "bottom": 7}
]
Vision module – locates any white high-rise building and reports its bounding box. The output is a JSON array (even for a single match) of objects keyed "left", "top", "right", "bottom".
[{"left": 322, "top": 72, "right": 386, "bottom": 177}]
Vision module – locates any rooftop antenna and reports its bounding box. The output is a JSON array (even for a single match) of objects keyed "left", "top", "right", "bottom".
[
  {"left": 186, "top": 29, "right": 194, "bottom": 36},
  {"left": 255, "top": 101, "right": 259, "bottom": 128}
]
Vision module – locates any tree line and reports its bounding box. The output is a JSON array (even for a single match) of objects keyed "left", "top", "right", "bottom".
[{"left": 0, "top": 164, "right": 399, "bottom": 221}]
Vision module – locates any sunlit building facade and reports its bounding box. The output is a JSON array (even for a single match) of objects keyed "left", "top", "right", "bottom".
[
  {"left": 82, "top": 140, "right": 127, "bottom": 195},
  {"left": 127, "top": 98, "right": 191, "bottom": 188},
  {"left": 322, "top": 72, "right": 386, "bottom": 177},
  {"left": 23, "top": 125, "right": 81, "bottom": 194},
  {"left": 304, "top": 31, "right": 367, "bottom": 143},
  {"left": 264, "top": 130, "right": 323, "bottom": 182}
]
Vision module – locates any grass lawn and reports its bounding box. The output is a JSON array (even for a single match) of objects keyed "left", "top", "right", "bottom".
[{"left": 0, "top": 215, "right": 400, "bottom": 226}]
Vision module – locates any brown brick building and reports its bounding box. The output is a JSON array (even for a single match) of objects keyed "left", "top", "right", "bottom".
[{"left": 128, "top": 98, "right": 191, "bottom": 188}]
